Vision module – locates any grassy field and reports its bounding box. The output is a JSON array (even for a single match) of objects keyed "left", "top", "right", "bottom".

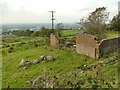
[
  {"left": 106, "top": 31, "right": 119, "bottom": 38},
  {"left": 61, "top": 29, "right": 82, "bottom": 37},
  {"left": 61, "top": 29, "right": 119, "bottom": 38},
  {"left": 1, "top": 30, "right": 119, "bottom": 88}
]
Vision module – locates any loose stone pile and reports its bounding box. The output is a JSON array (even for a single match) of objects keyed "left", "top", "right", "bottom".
[{"left": 19, "top": 55, "right": 56, "bottom": 69}]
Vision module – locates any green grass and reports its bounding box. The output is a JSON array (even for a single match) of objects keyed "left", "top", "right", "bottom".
[
  {"left": 2, "top": 31, "right": 119, "bottom": 88},
  {"left": 106, "top": 31, "right": 119, "bottom": 38},
  {"left": 61, "top": 29, "right": 82, "bottom": 37},
  {"left": 2, "top": 45, "right": 95, "bottom": 87},
  {"left": 61, "top": 29, "right": 119, "bottom": 39}
]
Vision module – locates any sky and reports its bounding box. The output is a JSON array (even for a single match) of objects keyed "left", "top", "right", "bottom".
[{"left": 0, "top": 0, "right": 119, "bottom": 24}]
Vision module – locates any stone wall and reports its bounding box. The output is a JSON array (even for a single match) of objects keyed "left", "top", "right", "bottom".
[
  {"left": 76, "top": 33, "right": 99, "bottom": 58},
  {"left": 99, "top": 36, "right": 120, "bottom": 56},
  {"left": 50, "top": 33, "right": 120, "bottom": 58},
  {"left": 76, "top": 33, "right": 120, "bottom": 58},
  {"left": 50, "top": 33, "right": 59, "bottom": 47}
]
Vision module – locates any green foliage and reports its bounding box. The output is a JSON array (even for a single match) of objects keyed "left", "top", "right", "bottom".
[
  {"left": 2, "top": 31, "right": 119, "bottom": 88},
  {"left": 106, "top": 31, "right": 119, "bottom": 38},
  {"left": 55, "top": 23, "right": 64, "bottom": 37},
  {"left": 8, "top": 47, "right": 14, "bottom": 53},
  {"left": 55, "top": 23, "right": 64, "bottom": 30},
  {"left": 110, "top": 13, "right": 120, "bottom": 31},
  {"left": 11, "top": 27, "right": 54, "bottom": 37},
  {"left": 31, "top": 27, "right": 53, "bottom": 37},
  {"left": 39, "top": 28, "right": 53, "bottom": 37},
  {"left": 11, "top": 29, "right": 34, "bottom": 37},
  {"left": 31, "top": 31, "right": 40, "bottom": 37},
  {"left": 80, "top": 7, "right": 109, "bottom": 40},
  {"left": 11, "top": 29, "right": 33, "bottom": 37},
  {"left": 61, "top": 29, "right": 81, "bottom": 38}
]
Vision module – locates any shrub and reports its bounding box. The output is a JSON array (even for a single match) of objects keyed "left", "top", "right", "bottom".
[{"left": 8, "top": 47, "right": 13, "bottom": 53}]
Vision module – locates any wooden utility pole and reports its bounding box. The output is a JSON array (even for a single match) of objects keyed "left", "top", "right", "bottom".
[{"left": 49, "top": 11, "right": 55, "bottom": 32}]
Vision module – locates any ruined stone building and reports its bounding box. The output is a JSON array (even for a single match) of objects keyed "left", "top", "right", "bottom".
[
  {"left": 99, "top": 37, "right": 120, "bottom": 56},
  {"left": 76, "top": 33, "right": 100, "bottom": 58},
  {"left": 76, "top": 33, "right": 120, "bottom": 58},
  {"left": 50, "top": 33, "right": 120, "bottom": 58},
  {"left": 50, "top": 33, "right": 59, "bottom": 47}
]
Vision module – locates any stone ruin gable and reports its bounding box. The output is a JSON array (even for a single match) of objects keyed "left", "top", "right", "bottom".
[
  {"left": 76, "top": 33, "right": 120, "bottom": 58},
  {"left": 50, "top": 33, "right": 59, "bottom": 47},
  {"left": 99, "top": 36, "right": 120, "bottom": 56},
  {"left": 76, "top": 33, "right": 100, "bottom": 58}
]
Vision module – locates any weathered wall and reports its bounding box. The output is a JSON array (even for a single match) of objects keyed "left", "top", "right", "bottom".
[
  {"left": 50, "top": 33, "right": 59, "bottom": 47},
  {"left": 99, "top": 36, "right": 120, "bottom": 56},
  {"left": 76, "top": 33, "right": 120, "bottom": 58},
  {"left": 50, "top": 33, "right": 120, "bottom": 58},
  {"left": 76, "top": 34, "right": 99, "bottom": 58}
]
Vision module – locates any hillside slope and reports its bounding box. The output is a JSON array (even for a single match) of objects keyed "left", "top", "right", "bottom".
[{"left": 2, "top": 35, "right": 119, "bottom": 88}]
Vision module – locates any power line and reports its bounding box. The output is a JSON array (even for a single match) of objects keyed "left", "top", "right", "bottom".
[{"left": 49, "top": 11, "right": 56, "bottom": 31}]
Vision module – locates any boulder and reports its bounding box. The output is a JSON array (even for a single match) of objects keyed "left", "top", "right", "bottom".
[
  {"left": 19, "top": 59, "right": 31, "bottom": 67},
  {"left": 19, "top": 59, "right": 26, "bottom": 67},
  {"left": 32, "top": 76, "right": 42, "bottom": 86},
  {"left": 46, "top": 56, "right": 55, "bottom": 61},
  {"left": 23, "top": 67, "right": 27, "bottom": 70},
  {"left": 65, "top": 42, "right": 74, "bottom": 47},
  {"left": 73, "top": 44, "right": 76, "bottom": 47},
  {"left": 32, "top": 60, "right": 40, "bottom": 64},
  {"left": 26, "top": 80, "right": 33, "bottom": 87},
  {"left": 25, "top": 61, "right": 31, "bottom": 65},
  {"left": 40, "top": 55, "right": 46, "bottom": 60}
]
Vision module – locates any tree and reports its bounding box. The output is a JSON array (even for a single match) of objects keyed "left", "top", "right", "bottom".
[
  {"left": 55, "top": 23, "right": 63, "bottom": 30},
  {"left": 55, "top": 23, "right": 63, "bottom": 37},
  {"left": 11, "top": 30, "right": 25, "bottom": 36},
  {"left": 11, "top": 29, "right": 34, "bottom": 37},
  {"left": 39, "top": 27, "right": 53, "bottom": 37},
  {"left": 25, "top": 29, "right": 34, "bottom": 37},
  {"left": 80, "top": 7, "right": 109, "bottom": 40},
  {"left": 31, "top": 31, "right": 40, "bottom": 37},
  {"left": 110, "top": 12, "right": 120, "bottom": 31}
]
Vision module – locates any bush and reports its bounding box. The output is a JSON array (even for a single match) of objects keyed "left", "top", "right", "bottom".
[
  {"left": 39, "top": 29, "right": 53, "bottom": 37},
  {"left": 8, "top": 47, "right": 13, "bottom": 53},
  {"left": 110, "top": 13, "right": 120, "bottom": 31},
  {"left": 11, "top": 29, "right": 34, "bottom": 37},
  {"left": 31, "top": 31, "right": 40, "bottom": 37}
]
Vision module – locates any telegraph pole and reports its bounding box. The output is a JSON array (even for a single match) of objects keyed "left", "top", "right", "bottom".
[{"left": 49, "top": 11, "right": 55, "bottom": 32}]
